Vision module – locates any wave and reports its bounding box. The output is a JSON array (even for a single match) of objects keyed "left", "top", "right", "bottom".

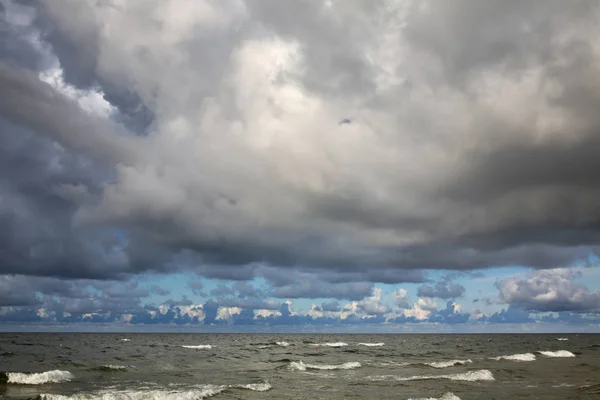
[
  {"left": 538, "top": 350, "right": 576, "bottom": 358},
  {"left": 289, "top": 361, "right": 361, "bottom": 371},
  {"left": 2, "top": 370, "right": 73, "bottom": 385},
  {"left": 358, "top": 343, "right": 384, "bottom": 347},
  {"left": 425, "top": 359, "right": 472, "bottom": 368},
  {"left": 181, "top": 345, "right": 212, "bottom": 349},
  {"left": 490, "top": 353, "right": 536, "bottom": 362},
  {"left": 368, "top": 369, "right": 494, "bottom": 382},
  {"left": 276, "top": 341, "right": 290, "bottom": 347},
  {"left": 38, "top": 382, "right": 271, "bottom": 399},
  {"left": 311, "top": 342, "right": 348, "bottom": 347},
  {"left": 556, "top": 338, "right": 569, "bottom": 341},
  {"left": 235, "top": 383, "right": 271, "bottom": 391},
  {"left": 92, "top": 365, "right": 131, "bottom": 372},
  {"left": 408, "top": 393, "right": 462, "bottom": 400},
  {"left": 120, "top": 339, "right": 130, "bottom": 342}
]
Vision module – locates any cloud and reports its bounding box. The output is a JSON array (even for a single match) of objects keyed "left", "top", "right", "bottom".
[
  {"left": 391, "top": 288, "right": 410, "bottom": 309},
  {"left": 496, "top": 268, "right": 600, "bottom": 312},
  {"left": 187, "top": 281, "right": 205, "bottom": 296},
  {"left": 417, "top": 283, "right": 466, "bottom": 299},
  {"left": 321, "top": 300, "right": 341, "bottom": 312},
  {"left": 271, "top": 281, "right": 374, "bottom": 301},
  {"left": 356, "top": 288, "right": 389, "bottom": 315},
  {"left": 1, "top": 0, "right": 600, "bottom": 327},
  {"left": 485, "top": 306, "right": 535, "bottom": 324}
]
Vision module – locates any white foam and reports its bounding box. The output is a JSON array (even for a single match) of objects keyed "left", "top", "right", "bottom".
[
  {"left": 235, "top": 383, "right": 272, "bottom": 392},
  {"left": 276, "top": 341, "right": 290, "bottom": 347},
  {"left": 38, "top": 382, "right": 271, "bottom": 400},
  {"left": 490, "top": 353, "right": 536, "bottom": 362},
  {"left": 120, "top": 339, "right": 130, "bottom": 342},
  {"left": 368, "top": 369, "right": 494, "bottom": 382},
  {"left": 181, "top": 345, "right": 212, "bottom": 349},
  {"left": 408, "top": 393, "right": 462, "bottom": 400},
  {"left": 556, "top": 338, "right": 569, "bottom": 341},
  {"left": 358, "top": 342, "right": 385, "bottom": 347},
  {"left": 425, "top": 359, "right": 472, "bottom": 368},
  {"left": 311, "top": 342, "right": 348, "bottom": 347},
  {"left": 289, "top": 361, "right": 362, "bottom": 371},
  {"left": 7, "top": 370, "right": 74, "bottom": 384},
  {"left": 99, "top": 365, "right": 130, "bottom": 371},
  {"left": 539, "top": 350, "right": 576, "bottom": 358}
]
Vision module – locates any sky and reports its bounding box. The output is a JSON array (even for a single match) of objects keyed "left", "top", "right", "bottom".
[{"left": 1, "top": 0, "right": 600, "bottom": 333}]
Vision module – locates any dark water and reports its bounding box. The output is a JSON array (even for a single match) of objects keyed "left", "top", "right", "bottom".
[{"left": 1, "top": 333, "right": 599, "bottom": 399}]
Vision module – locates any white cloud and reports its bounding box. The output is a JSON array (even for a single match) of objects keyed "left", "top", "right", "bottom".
[{"left": 496, "top": 268, "right": 600, "bottom": 312}]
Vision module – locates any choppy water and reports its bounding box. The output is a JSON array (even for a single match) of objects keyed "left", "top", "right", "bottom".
[{"left": 1, "top": 333, "right": 599, "bottom": 399}]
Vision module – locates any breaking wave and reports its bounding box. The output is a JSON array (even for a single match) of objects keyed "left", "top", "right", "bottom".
[
  {"left": 425, "top": 359, "right": 472, "bottom": 368},
  {"left": 37, "top": 382, "right": 271, "bottom": 399},
  {"left": 408, "top": 393, "right": 462, "bottom": 400},
  {"left": 289, "top": 361, "right": 361, "bottom": 371},
  {"left": 556, "top": 338, "right": 569, "bottom": 341},
  {"left": 311, "top": 342, "right": 348, "bottom": 347},
  {"left": 3, "top": 370, "right": 74, "bottom": 385},
  {"left": 368, "top": 369, "right": 494, "bottom": 382},
  {"left": 120, "top": 339, "right": 130, "bottom": 342},
  {"left": 358, "top": 343, "right": 384, "bottom": 347},
  {"left": 490, "top": 353, "right": 536, "bottom": 362},
  {"left": 539, "top": 350, "right": 576, "bottom": 358},
  {"left": 181, "top": 345, "right": 212, "bottom": 350},
  {"left": 276, "top": 341, "right": 290, "bottom": 347}
]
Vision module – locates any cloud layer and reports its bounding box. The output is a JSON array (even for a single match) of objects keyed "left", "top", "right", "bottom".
[{"left": 1, "top": 0, "right": 600, "bottom": 328}]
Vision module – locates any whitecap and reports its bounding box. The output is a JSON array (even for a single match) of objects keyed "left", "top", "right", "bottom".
[
  {"left": 425, "top": 359, "right": 472, "bottom": 368},
  {"left": 311, "top": 342, "right": 348, "bottom": 347},
  {"left": 490, "top": 353, "right": 536, "bottom": 362},
  {"left": 38, "top": 382, "right": 270, "bottom": 400},
  {"left": 358, "top": 342, "right": 384, "bottom": 347},
  {"left": 556, "top": 338, "right": 569, "bottom": 341},
  {"left": 539, "top": 350, "right": 576, "bottom": 358},
  {"left": 408, "top": 393, "right": 462, "bottom": 400},
  {"left": 234, "top": 382, "right": 272, "bottom": 392},
  {"left": 368, "top": 369, "right": 494, "bottom": 382},
  {"left": 276, "top": 341, "right": 290, "bottom": 347},
  {"left": 6, "top": 370, "right": 74, "bottom": 385},
  {"left": 289, "top": 361, "right": 361, "bottom": 371},
  {"left": 181, "top": 345, "right": 212, "bottom": 349},
  {"left": 120, "top": 339, "right": 130, "bottom": 342}
]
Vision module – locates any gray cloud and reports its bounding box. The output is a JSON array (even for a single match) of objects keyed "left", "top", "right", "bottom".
[
  {"left": 1, "top": 0, "right": 600, "bottom": 292},
  {"left": 150, "top": 285, "right": 171, "bottom": 296},
  {"left": 417, "top": 283, "right": 466, "bottom": 299},
  {"left": 272, "top": 281, "right": 374, "bottom": 301}
]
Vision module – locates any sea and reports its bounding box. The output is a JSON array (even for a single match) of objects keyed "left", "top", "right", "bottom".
[{"left": 1, "top": 333, "right": 599, "bottom": 399}]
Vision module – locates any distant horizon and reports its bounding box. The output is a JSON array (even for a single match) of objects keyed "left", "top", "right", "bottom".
[{"left": 2, "top": 323, "right": 598, "bottom": 335}]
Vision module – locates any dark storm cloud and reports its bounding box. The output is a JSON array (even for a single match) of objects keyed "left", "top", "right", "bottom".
[
  {"left": 417, "top": 283, "right": 466, "bottom": 299},
  {"left": 2, "top": 0, "right": 600, "bottom": 298}
]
